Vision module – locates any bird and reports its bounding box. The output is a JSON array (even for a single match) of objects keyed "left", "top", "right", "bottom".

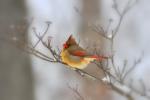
[{"left": 60, "top": 35, "right": 108, "bottom": 69}]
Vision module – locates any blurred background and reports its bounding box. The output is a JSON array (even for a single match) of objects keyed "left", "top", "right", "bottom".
[
  {"left": 1, "top": 0, "right": 150, "bottom": 100},
  {"left": 0, "top": 0, "right": 33, "bottom": 100}
]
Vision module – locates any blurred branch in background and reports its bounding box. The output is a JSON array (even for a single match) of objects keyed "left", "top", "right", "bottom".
[{"left": 68, "top": 84, "right": 85, "bottom": 100}]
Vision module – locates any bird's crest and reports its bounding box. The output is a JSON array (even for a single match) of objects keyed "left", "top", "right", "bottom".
[
  {"left": 63, "top": 35, "right": 77, "bottom": 49},
  {"left": 67, "top": 35, "right": 77, "bottom": 45}
]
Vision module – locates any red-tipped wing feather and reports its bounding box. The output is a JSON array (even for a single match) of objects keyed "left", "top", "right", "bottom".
[{"left": 71, "top": 50, "right": 87, "bottom": 56}]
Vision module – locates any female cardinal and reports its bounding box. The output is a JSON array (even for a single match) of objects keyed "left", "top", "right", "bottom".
[{"left": 60, "top": 35, "right": 108, "bottom": 69}]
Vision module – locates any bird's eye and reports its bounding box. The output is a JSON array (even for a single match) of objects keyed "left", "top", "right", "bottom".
[{"left": 63, "top": 43, "right": 68, "bottom": 48}]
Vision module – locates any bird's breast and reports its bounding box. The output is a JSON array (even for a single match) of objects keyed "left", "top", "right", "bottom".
[{"left": 60, "top": 50, "right": 95, "bottom": 69}]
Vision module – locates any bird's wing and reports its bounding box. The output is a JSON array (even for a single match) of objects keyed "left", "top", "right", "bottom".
[
  {"left": 70, "top": 50, "right": 108, "bottom": 60},
  {"left": 68, "top": 45, "right": 109, "bottom": 60},
  {"left": 70, "top": 50, "right": 87, "bottom": 57},
  {"left": 68, "top": 45, "right": 89, "bottom": 57}
]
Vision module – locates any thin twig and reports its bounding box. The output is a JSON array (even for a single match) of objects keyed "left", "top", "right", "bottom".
[
  {"left": 33, "top": 21, "right": 51, "bottom": 48},
  {"left": 68, "top": 84, "right": 85, "bottom": 100}
]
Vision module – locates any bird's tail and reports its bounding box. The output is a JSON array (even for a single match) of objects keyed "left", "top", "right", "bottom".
[{"left": 90, "top": 55, "right": 109, "bottom": 61}]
